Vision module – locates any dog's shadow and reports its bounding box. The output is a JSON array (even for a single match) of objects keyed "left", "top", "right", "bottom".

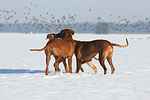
[{"left": 0, "top": 69, "right": 45, "bottom": 74}]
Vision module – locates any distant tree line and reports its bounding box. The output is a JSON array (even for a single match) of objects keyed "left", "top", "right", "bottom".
[{"left": 0, "top": 21, "right": 150, "bottom": 34}]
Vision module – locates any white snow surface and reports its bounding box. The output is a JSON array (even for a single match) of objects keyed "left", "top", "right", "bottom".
[{"left": 0, "top": 33, "right": 150, "bottom": 100}]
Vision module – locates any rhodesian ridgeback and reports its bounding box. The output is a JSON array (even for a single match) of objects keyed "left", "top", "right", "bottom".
[
  {"left": 74, "top": 38, "right": 129, "bottom": 75},
  {"left": 30, "top": 29, "right": 75, "bottom": 75}
]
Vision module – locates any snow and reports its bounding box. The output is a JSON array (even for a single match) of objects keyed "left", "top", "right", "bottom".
[{"left": 0, "top": 33, "right": 150, "bottom": 100}]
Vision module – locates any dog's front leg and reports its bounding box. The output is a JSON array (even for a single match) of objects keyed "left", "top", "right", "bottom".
[{"left": 76, "top": 59, "right": 82, "bottom": 73}]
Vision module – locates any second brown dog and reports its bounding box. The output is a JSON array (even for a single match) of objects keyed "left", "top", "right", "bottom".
[{"left": 74, "top": 38, "right": 129, "bottom": 75}]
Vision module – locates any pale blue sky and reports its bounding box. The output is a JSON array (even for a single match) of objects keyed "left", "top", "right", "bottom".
[{"left": 0, "top": 0, "right": 150, "bottom": 23}]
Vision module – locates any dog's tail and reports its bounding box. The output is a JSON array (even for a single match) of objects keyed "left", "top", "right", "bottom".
[
  {"left": 111, "top": 38, "right": 129, "bottom": 48},
  {"left": 30, "top": 46, "right": 47, "bottom": 51}
]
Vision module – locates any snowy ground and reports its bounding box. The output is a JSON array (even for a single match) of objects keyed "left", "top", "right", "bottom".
[{"left": 0, "top": 33, "right": 150, "bottom": 100}]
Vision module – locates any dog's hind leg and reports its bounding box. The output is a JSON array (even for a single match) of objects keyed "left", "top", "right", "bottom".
[
  {"left": 63, "top": 59, "right": 69, "bottom": 73},
  {"left": 99, "top": 53, "right": 107, "bottom": 75},
  {"left": 58, "top": 58, "right": 69, "bottom": 73},
  {"left": 86, "top": 61, "right": 97, "bottom": 73},
  {"left": 45, "top": 49, "right": 51, "bottom": 75},
  {"left": 54, "top": 56, "right": 62, "bottom": 72},
  {"left": 107, "top": 53, "right": 115, "bottom": 74}
]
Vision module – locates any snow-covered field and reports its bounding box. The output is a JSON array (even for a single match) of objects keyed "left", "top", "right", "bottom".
[{"left": 0, "top": 33, "right": 150, "bottom": 100}]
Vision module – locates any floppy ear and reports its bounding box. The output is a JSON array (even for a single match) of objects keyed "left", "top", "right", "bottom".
[
  {"left": 46, "top": 33, "right": 54, "bottom": 40},
  {"left": 70, "top": 30, "right": 74, "bottom": 35},
  {"left": 61, "top": 30, "right": 66, "bottom": 39},
  {"left": 46, "top": 34, "right": 50, "bottom": 39}
]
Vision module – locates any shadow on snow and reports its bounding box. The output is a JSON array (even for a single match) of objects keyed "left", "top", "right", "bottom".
[{"left": 0, "top": 69, "right": 45, "bottom": 74}]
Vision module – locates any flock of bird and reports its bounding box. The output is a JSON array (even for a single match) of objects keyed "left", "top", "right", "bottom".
[{"left": 0, "top": 2, "right": 150, "bottom": 33}]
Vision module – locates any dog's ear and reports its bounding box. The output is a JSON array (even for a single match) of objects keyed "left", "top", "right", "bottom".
[
  {"left": 61, "top": 30, "right": 66, "bottom": 39},
  {"left": 46, "top": 34, "right": 50, "bottom": 40},
  {"left": 46, "top": 33, "right": 54, "bottom": 40},
  {"left": 70, "top": 29, "right": 74, "bottom": 35}
]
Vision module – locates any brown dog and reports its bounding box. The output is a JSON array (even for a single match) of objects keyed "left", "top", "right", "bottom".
[
  {"left": 45, "top": 33, "right": 72, "bottom": 73},
  {"left": 30, "top": 29, "right": 75, "bottom": 75},
  {"left": 45, "top": 33, "right": 69, "bottom": 72},
  {"left": 74, "top": 38, "right": 129, "bottom": 75}
]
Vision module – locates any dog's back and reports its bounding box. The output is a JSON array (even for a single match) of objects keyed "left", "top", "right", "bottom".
[{"left": 47, "top": 39, "right": 75, "bottom": 57}]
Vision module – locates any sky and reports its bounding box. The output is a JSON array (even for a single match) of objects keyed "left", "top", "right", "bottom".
[{"left": 0, "top": 0, "right": 150, "bottom": 23}]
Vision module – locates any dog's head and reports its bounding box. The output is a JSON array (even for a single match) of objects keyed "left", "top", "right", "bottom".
[
  {"left": 46, "top": 33, "right": 56, "bottom": 40},
  {"left": 46, "top": 33, "right": 62, "bottom": 40},
  {"left": 58, "top": 29, "right": 74, "bottom": 39},
  {"left": 46, "top": 29, "right": 74, "bottom": 40}
]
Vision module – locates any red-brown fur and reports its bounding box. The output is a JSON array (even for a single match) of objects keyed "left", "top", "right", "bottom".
[
  {"left": 74, "top": 38, "right": 129, "bottom": 74},
  {"left": 30, "top": 29, "right": 129, "bottom": 75},
  {"left": 30, "top": 29, "right": 75, "bottom": 75},
  {"left": 46, "top": 29, "right": 99, "bottom": 73},
  {"left": 56, "top": 29, "right": 129, "bottom": 74}
]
